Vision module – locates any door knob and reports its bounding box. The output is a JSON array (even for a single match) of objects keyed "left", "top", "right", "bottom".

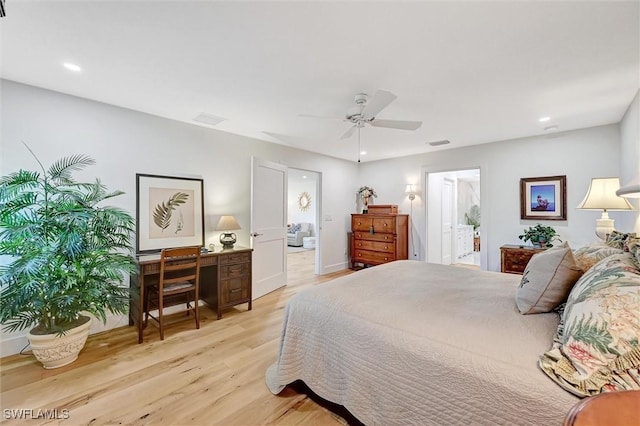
[{"left": 250, "top": 232, "right": 263, "bottom": 237}]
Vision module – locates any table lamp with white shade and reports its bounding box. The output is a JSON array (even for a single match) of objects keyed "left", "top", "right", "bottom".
[
  {"left": 577, "top": 177, "right": 634, "bottom": 239},
  {"left": 216, "top": 215, "right": 241, "bottom": 249}
]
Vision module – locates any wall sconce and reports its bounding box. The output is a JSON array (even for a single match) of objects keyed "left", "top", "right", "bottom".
[
  {"left": 405, "top": 184, "right": 416, "bottom": 201},
  {"left": 216, "top": 215, "right": 241, "bottom": 249},
  {"left": 577, "top": 177, "right": 634, "bottom": 239}
]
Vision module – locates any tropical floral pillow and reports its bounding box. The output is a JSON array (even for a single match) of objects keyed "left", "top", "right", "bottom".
[
  {"left": 605, "top": 230, "right": 636, "bottom": 250},
  {"left": 573, "top": 242, "right": 624, "bottom": 272},
  {"left": 538, "top": 253, "right": 640, "bottom": 397},
  {"left": 625, "top": 237, "right": 640, "bottom": 267}
]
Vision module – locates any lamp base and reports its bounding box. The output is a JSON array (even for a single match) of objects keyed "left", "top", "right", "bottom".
[
  {"left": 595, "top": 212, "right": 615, "bottom": 240},
  {"left": 219, "top": 232, "right": 237, "bottom": 249}
]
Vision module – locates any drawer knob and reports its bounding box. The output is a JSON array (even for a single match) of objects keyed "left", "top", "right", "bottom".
[
  {"left": 384, "top": 257, "right": 388, "bottom": 261},
  {"left": 230, "top": 288, "right": 241, "bottom": 293},
  {"left": 383, "top": 223, "right": 387, "bottom": 227},
  {"left": 384, "top": 246, "right": 388, "bottom": 249}
]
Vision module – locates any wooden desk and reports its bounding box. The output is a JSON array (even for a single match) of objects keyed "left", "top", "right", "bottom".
[{"left": 130, "top": 247, "right": 252, "bottom": 343}]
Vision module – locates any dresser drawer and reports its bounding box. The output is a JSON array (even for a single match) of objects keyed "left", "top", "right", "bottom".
[
  {"left": 352, "top": 216, "right": 374, "bottom": 231},
  {"left": 372, "top": 217, "right": 395, "bottom": 232},
  {"left": 353, "top": 232, "right": 394, "bottom": 242},
  {"left": 353, "top": 239, "right": 395, "bottom": 254},
  {"left": 353, "top": 249, "right": 395, "bottom": 265},
  {"left": 500, "top": 245, "right": 544, "bottom": 274}
]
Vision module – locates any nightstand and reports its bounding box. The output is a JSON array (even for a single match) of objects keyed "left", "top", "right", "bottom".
[{"left": 500, "top": 244, "right": 545, "bottom": 274}]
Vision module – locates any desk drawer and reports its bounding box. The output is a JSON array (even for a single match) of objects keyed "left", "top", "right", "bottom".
[
  {"left": 220, "top": 263, "right": 250, "bottom": 279},
  {"left": 219, "top": 252, "right": 251, "bottom": 265},
  {"left": 220, "top": 277, "right": 250, "bottom": 305}
]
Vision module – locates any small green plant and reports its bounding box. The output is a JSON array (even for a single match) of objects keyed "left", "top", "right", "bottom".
[
  {"left": 0, "top": 144, "right": 136, "bottom": 335},
  {"left": 518, "top": 224, "right": 561, "bottom": 248}
]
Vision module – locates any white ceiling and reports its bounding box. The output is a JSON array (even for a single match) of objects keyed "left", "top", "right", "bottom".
[{"left": 2, "top": 1, "right": 638, "bottom": 163}]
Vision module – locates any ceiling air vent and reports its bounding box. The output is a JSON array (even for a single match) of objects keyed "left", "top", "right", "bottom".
[
  {"left": 193, "top": 112, "right": 226, "bottom": 127},
  {"left": 428, "top": 139, "right": 450, "bottom": 146}
]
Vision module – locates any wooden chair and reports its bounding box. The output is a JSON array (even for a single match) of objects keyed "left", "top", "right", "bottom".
[{"left": 144, "top": 246, "right": 201, "bottom": 340}]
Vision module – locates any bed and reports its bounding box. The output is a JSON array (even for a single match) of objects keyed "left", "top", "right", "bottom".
[{"left": 265, "top": 260, "right": 581, "bottom": 425}]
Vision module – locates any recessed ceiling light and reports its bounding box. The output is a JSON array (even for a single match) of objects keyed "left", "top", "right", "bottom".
[
  {"left": 360, "top": 151, "right": 367, "bottom": 155},
  {"left": 63, "top": 62, "right": 82, "bottom": 72},
  {"left": 193, "top": 112, "right": 226, "bottom": 126},
  {"left": 544, "top": 125, "right": 559, "bottom": 131},
  {"left": 302, "top": 175, "right": 307, "bottom": 179},
  {"left": 539, "top": 116, "right": 551, "bottom": 122}
]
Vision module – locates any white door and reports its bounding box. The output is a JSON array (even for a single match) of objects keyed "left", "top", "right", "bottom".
[
  {"left": 441, "top": 178, "right": 454, "bottom": 265},
  {"left": 251, "top": 157, "right": 288, "bottom": 299}
]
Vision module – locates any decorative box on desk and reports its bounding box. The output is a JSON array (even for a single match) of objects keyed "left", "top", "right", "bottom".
[
  {"left": 130, "top": 246, "right": 252, "bottom": 343},
  {"left": 500, "top": 244, "right": 545, "bottom": 274},
  {"left": 350, "top": 206, "right": 408, "bottom": 269}
]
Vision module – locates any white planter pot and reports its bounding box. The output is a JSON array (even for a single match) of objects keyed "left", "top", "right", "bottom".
[{"left": 27, "top": 316, "right": 91, "bottom": 369}]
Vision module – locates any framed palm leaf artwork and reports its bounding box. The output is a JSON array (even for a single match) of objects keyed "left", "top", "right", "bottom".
[{"left": 136, "top": 174, "right": 204, "bottom": 253}]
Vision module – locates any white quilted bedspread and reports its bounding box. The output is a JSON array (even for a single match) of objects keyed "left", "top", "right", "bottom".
[{"left": 265, "top": 260, "right": 579, "bottom": 425}]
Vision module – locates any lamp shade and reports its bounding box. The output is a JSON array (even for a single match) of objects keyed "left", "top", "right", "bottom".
[
  {"left": 215, "top": 215, "right": 241, "bottom": 231},
  {"left": 405, "top": 184, "right": 414, "bottom": 194},
  {"left": 576, "top": 178, "right": 633, "bottom": 211}
]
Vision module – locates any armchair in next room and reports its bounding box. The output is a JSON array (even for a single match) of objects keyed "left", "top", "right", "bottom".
[{"left": 287, "top": 223, "right": 313, "bottom": 247}]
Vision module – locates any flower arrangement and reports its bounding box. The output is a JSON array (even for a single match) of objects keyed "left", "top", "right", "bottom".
[{"left": 357, "top": 186, "right": 377, "bottom": 202}]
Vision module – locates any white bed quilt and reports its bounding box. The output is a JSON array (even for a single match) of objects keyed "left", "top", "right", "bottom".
[{"left": 266, "top": 260, "right": 578, "bottom": 425}]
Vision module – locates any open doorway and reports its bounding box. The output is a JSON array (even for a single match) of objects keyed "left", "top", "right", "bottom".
[
  {"left": 427, "top": 168, "right": 481, "bottom": 268},
  {"left": 287, "top": 168, "right": 320, "bottom": 281}
]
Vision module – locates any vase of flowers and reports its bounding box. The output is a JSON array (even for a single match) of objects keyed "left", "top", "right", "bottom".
[{"left": 357, "top": 186, "right": 377, "bottom": 214}]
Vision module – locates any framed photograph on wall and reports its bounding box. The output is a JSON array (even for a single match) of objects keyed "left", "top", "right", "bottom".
[
  {"left": 520, "top": 175, "right": 567, "bottom": 220},
  {"left": 136, "top": 174, "right": 204, "bottom": 253}
]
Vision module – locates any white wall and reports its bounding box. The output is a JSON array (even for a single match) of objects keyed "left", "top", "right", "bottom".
[
  {"left": 288, "top": 178, "right": 316, "bottom": 231},
  {"left": 619, "top": 89, "right": 640, "bottom": 234},
  {"left": 1, "top": 79, "right": 358, "bottom": 355},
  {"left": 359, "top": 124, "right": 634, "bottom": 272}
]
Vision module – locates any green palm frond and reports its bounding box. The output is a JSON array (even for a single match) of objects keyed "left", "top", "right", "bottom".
[
  {"left": 47, "top": 154, "right": 95, "bottom": 182},
  {"left": 152, "top": 192, "right": 189, "bottom": 231},
  {"left": 566, "top": 313, "right": 616, "bottom": 355}
]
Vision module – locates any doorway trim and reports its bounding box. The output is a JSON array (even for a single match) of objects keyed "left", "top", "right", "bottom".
[{"left": 422, "top": 162, "right": 489, "bottom": 270}]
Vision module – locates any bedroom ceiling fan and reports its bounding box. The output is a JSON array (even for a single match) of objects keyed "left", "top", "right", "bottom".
[{"left": 300, "top": 90, "right": 422, "bottom": 162}]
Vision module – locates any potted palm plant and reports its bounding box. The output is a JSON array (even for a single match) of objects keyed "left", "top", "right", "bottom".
[{"left": 0, "top": 145, "right": 135, "bottom": 368}]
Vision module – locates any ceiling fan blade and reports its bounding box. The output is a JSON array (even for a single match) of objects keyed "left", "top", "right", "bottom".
[
  {"left": 361, "top": 90, "right": 397, "bottom": 118},
  {"left": 340, "top": 125, "right": 357, "bottom": 140},
  {"left": 369, "top": 119, "right": 422, "bottom": 131},
  {"left": 298, "top": 113, "right": 343, "bottom": 120}
]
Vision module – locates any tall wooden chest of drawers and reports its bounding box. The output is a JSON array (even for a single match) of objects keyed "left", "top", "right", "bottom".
[{"left": 350, "top": 212, "right": 408, "bottom": 268}]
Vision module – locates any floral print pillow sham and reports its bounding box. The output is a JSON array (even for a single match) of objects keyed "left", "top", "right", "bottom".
[{"left": 539, "top": 253, "right": 640, "bottom": 397}]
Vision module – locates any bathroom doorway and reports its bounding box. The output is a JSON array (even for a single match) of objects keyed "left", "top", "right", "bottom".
[{"left": 426, "top": 168, "right": 481, "bottom": 268}]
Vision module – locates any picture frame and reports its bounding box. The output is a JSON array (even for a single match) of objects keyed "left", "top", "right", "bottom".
[
  {"left": 520, "top": 175, "right": 567, "bottom": 221},
  {"left": 136, "top": 174, "right": 204, "bottom": 253}
]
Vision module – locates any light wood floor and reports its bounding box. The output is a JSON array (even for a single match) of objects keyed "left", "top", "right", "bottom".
[{"left": 0, "top": 250, "right": 355, "bottom": 425}]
